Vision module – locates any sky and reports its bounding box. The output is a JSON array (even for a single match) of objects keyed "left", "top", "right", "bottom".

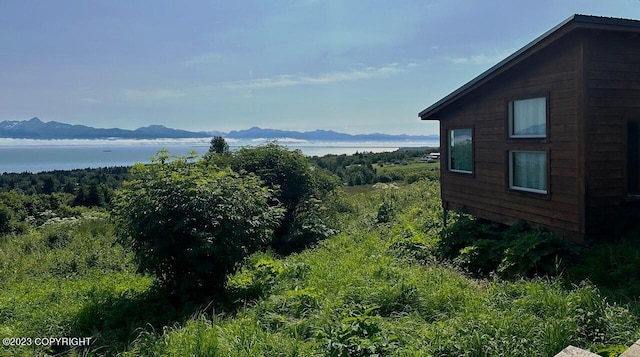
[{"left": 1, "top": 1, "right": 639, "bottom": 135}]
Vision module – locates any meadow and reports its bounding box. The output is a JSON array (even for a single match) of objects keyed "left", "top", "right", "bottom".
[{"left": 1, "top": 147, "right": 640, "bottom": 356}]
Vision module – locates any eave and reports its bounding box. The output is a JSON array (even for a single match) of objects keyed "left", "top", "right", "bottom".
[{"left": 419, "top": 14, "right": 640, "bottom": 121}]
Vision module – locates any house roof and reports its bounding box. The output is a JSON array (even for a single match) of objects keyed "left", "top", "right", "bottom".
[{"left": 419, "top": 14, "right": 640, "bottom": 120}]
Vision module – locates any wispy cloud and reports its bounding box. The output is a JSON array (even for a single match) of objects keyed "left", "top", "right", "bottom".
[
  {"left": 220, "top": 63, "right": 410, "bottom": 91},
  {"left": 122, "top": 89, "right": 186, "bottom": 100},
  {"left": 447, "top": 51, "right": 511, "bottom": 65}
]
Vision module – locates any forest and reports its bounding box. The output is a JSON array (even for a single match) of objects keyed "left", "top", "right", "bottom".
[{"left": 1, "top": 141, "right": 639, "bottom": 356}]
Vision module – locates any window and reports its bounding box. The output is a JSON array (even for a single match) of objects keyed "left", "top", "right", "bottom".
[
  {"left": 509, "top": 151, "right": 547, "bottom": 193},
  {"left": 509, "top": 97, "right": 546, "bottom": 138},
  {"left": 449, "top": 128, "right": 472, "bottom": 173}
]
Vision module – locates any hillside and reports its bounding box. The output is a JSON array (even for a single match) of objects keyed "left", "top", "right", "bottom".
[{"left": 1, "top": 173, "right": 639, "bottom": 356}]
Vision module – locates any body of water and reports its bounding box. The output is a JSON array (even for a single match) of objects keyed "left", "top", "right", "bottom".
[{"left": 0, "top": 138, "right": 439, "bottom": 173}]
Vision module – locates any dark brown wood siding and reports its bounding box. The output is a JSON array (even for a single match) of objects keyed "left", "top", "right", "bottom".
[
  {"left": 585, "top": 30, "right": 640, "bottom": 207},
  {"left": 437, "top": 33, "right": 583, "bottom": 240}
]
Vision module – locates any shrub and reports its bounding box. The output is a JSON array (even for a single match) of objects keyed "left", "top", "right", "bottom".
[
  {"left": 229, "top": 143, "right": 340, "bottom": 253},
  {"left": 405, "top": 168, "right": 439, "bottom": 184},
  {"left": 316, "top": 305, "right": 398, "bottom": 357},
  {"left": 345, "top": 165, "right": 376, "bottom": 186},
  {"left": 498, "top": 222, "right": 581, "bottom": 278},
  {"left": 112, "top": 151, "right": 284, "bottom": 296},
  {"left": 376, "top": 173, "right": 394, "bottom": 183},
  {"left": 438, "top": 215, "right": 503, "bottom": 261},
  {"left": 439, "top": 216, "right": 580, "bottom": 278}
]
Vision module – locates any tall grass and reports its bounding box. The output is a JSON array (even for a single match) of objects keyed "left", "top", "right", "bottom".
[
  {"left": 1, "top": 180, "right": 639, "bottom": 356},
  {"left": 0, "top": 215, "right": 152, "bottom": 355},
  {"left": 125, "top": 180, "right": 640, "bottom": 356}
]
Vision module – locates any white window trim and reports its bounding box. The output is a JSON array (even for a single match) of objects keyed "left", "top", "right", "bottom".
[
  {"left": 508, "top": 97, "right": 547, "bottom": 139},
  {"left": 508, "top": 150, "right": 548, "bottom": 194}
]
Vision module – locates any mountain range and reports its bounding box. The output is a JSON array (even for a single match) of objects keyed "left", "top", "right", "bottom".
[{"left": 0, "top": 117, "right": 438, "bottom": 142}]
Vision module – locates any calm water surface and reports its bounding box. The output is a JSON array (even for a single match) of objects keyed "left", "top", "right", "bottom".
[{"left": 0, "top": 139, "right": 438, "bottom": 173}]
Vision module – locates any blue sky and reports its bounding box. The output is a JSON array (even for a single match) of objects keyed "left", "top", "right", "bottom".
[{"left": 1, "top": 1, "right": 638, "bottom": 135}]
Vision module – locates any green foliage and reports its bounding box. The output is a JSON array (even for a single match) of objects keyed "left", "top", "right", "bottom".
[
  {"left": 227, "top": 253, "right": 287, "bottom": 301},
  {"left": 567, "top": 239, "right": 640, "bottom": 300},
  {"left": 5, "top": 163, "right": 640, "bottom": 356},
  {"left": 376, "top": 192, "right": 397, "bottom": 224},
  {"left": 309, "top": 149, "right": 440, "bottom": 186},
  {"left": 112, "top": 151, "right": 284, "bottom": 296},
  {"left": 231, "top": 143, "right": 312, "bottom": 208},
  {"left": 0, "top": 166, "right": 130, "bottom": 206},
  {"left": 229, "top": 143, "right": 340, "bottom": 253},
  {"left": 316, "top": 305, "right": 398, "bottom": 357},
  {"left": 498, "top": 223, "right": 582, "bottom": 278},
  {"left": 440, "top": 216, "right": 581, "bottom": 278},
  {"left": 404, "top": 166, "right": 439, "bottom": 184},
  {"left": 0, "top": 215, "right": 149, "bottom": 355},
  {"left": 591, "top": 345, "right": 629, "bottom": 356},
  {"left": 0, "top": 190, "right": 82, "bottom": 231},
  {"left": 0, "top": 204, "right": 11, "bottom": 235},
  {"left": 209, "top": 135, "right": 230, "bottom": 155},
  {"left": 345, "top": 164, "right": 376, "bottom": 186},
  {"left": 387, "top": 228, "right": 437, "bottom": 264}
]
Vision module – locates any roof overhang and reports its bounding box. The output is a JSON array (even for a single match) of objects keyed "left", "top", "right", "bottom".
[{"left": 419, "top": 14, "right": 640, "bottom": 121}]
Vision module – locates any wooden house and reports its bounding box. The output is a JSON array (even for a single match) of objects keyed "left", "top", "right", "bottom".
[{"left": 419, "top": 15, "right": 640, "bottom": 241}]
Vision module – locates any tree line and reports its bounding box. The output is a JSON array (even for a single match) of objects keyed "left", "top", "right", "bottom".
[
  {"left": 0, "top": 166, "right": 130, "bottom": 207},
  {"left": 308, "top": 148, "right": 439, "bottom": 186}
]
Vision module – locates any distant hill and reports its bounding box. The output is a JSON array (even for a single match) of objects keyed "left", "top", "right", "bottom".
[
  {"left": 0, "top": 117, "right": 211, "bottom": 139},
  {"left": 224, "top": 126, "right": 438, "bottom": 141},
  {"left": 0, "top": 118, "right": 438, "bottom": 141}
]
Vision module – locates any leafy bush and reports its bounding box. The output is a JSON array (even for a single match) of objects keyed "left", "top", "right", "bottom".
[
  {"left": 316, "top": 305, "right": 398, "bottom": 357},
  {"left": 0, "top": 191, "right": 80, "bottom": 228},
  {"left": 439, "top": 216, "right": 580, "bottom": 278},
  {"left": 229, "top": 143, "right": 340, "bottom": 253},
  {"left": 405, "top": 167, "right": 439, "bottom": 184},
  {"left": 498, "top": 223, "right": 581, "bottom": 278},
  {"left": 345, "top": 165, "right": 376, "bottom": 186},
  {"left": 438, "top": 215, "right": 504, "bottom": 261},
  {"left": 376, "top": 173, "right": 394, "bottom": 183},
  {"left": 112, "top": 151, "right": 284, "bottom": 296}
]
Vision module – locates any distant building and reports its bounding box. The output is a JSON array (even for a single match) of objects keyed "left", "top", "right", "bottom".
[
  {"left": 420, "top": 153, "right": 440, "bottom": 163},
  {"left": 419, "top": 14, "right": 640, "bottom": 241}
]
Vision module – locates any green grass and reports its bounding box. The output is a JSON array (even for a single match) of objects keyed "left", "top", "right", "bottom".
[
  {"left": 122, "top": 181, "right": 640, "bottom": 356},
  {"left": 2, "top": 179, "right": 640, "bottom": 356},
  {"left": 374, "top": 161, "right": 438, "bottom": 174},
  {"left": 0, "top": 215, "right": 154, "bottom": 355}
]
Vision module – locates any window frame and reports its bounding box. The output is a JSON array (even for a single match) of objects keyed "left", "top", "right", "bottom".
[
  {"left": 448, "top": 127, "right": 474, "bottom": 174},
  {"left": 508, "top": 150, "right": 549, "bottom": 194},
  {"left": 507, "top": 96, "right": 549, "bottom": 139}
]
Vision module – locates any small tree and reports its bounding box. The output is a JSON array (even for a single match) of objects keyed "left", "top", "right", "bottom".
[
  {"left": 112, "top": 152, "right": 284, "bottom": 296},
  {"left": 209, "top": 136, "right": 229, "bottom": 155}
]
